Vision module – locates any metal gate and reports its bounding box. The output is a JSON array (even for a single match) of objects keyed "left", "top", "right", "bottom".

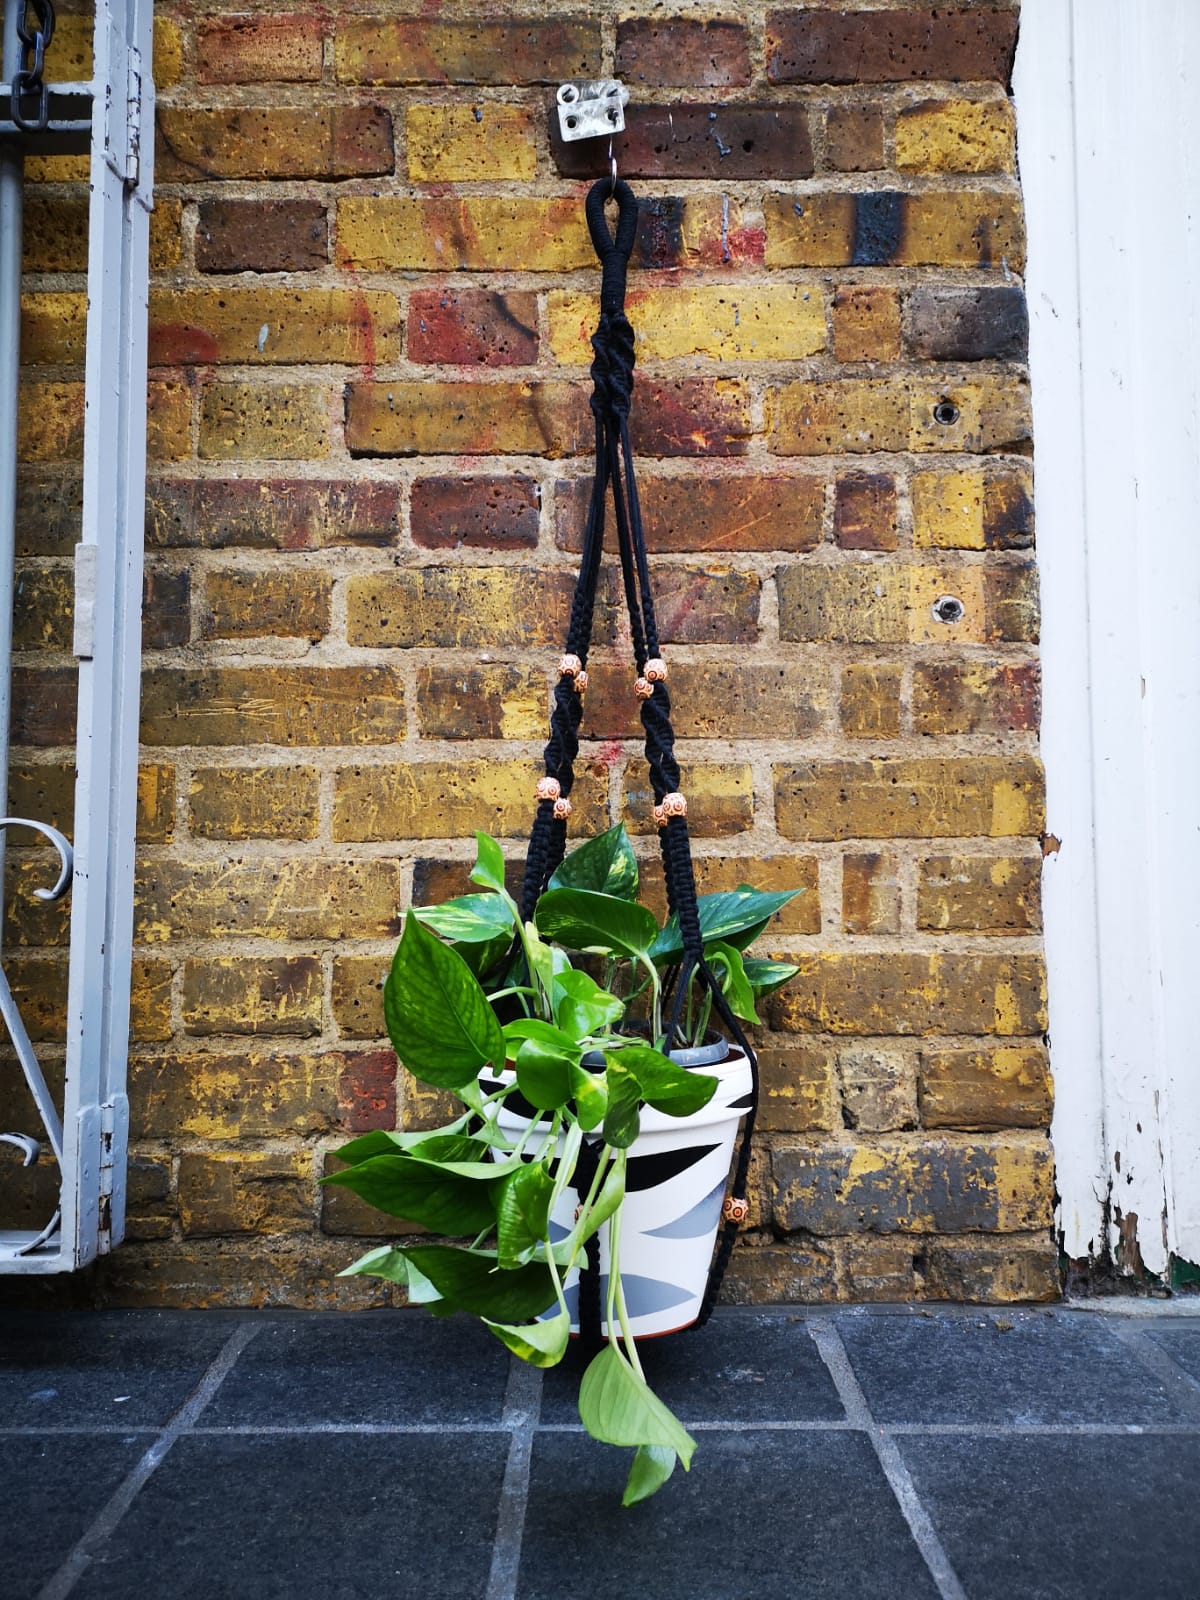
[{"left": 0, "top": 0, "right": 152, "bottom": 1271}]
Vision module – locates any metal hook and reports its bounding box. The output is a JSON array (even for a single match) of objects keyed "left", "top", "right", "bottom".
[{"left": 609, "top": 136, "right": 617, "bottom": 195}]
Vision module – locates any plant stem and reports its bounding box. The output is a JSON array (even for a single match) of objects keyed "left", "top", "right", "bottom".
[{"left": 605, "top": 1157, "right": 645, "bottom": 1379}]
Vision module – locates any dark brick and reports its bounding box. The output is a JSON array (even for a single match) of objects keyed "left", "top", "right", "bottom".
[
  {"left": 142, "top": 567, "right": 191, "bottom": 649},
  {"left": 552, "top": 104, "right": 812, "bottom": 180},
  {"left": 408, "top": 289, "right": 537, "bottom": 367},
  {"left": 335, "top": 18, "right": 598, "bottom": 85},
  {"left": 834, "top": 473, "right": 897, "bottom": 551},
  {"left": 984, "top": 472, "right": 1034, "bottom": 548},
  {"left": 197, "top": 199, "right": 329, "bottom": 273},
  {"left": 412, "top": 476, "right": 540, "bottom": 550},
  {"left": 616, "top": 19, "right": 751, "bottom": 87},
  {"left": 15, "top": 473, "right": 81, "bottom": 557},
  {"left": 146, "top": 479, "right": 402, "bottom": 550},
  {"left": 767, "top": 9, "right": 1019, "bottom": 85},
  {"left": 413, "top": 856, "right": 527, "bottom": 907},
  {"left": 12, "top": 667, "right": 76, "bottom": 747},
  {"left": 644, "top": 566, "right": 761, "bottom": 644},
  {"left": 913, "top": 660, "right": 1041, "bottom": 735},
  {"left": 557, "top": 474, "right": 822, "bottom": 553},
  {"left": 906, "top": 286, "right": 1029, "bottom": 360},
  {"left": 197, "top": 14, "right": 324, "bottom": 84},
  {"left": 825, "top": 104, "right": 884, "bottom": 171}
]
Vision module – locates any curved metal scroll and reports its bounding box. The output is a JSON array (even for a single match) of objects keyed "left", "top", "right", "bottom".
[{"left": 0, "top": 817, "right": 74, "bottom": 1256}]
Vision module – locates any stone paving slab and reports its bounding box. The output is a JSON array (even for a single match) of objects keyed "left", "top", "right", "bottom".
[{"left": 0, "top": 1303, "right": 1197, "bottom": 1600}]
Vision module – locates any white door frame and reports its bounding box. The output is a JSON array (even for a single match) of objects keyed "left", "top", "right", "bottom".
[{"left": 1014, "top": 0, "right": 1200, "bottom": 1283}]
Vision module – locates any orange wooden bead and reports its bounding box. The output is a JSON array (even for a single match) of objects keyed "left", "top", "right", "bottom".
[{"left": 535, "top": 776, "right": 561, "bottom": 802}]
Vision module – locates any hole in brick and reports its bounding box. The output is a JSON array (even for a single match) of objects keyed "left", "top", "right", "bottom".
[
  {"left": 932, "top": 595, "right": 965, "bottom": 625},
  {"left": 742, "top": 140, "right": 754, "bottom": 152},
  {"left": 933, "top": 399, "right": 960, "bottom": 426}
]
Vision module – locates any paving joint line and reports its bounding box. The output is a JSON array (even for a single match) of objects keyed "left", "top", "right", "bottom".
[
  {"left": 35, "top": 1320, "right": 261, "bottom": 1600},
  {"left": 1107, "top": 1317, "right": 1200, "bottom": 1412},
  {"left": 808, "top": 1319, "right": 968, "bottom": 1600},
  {"left": 484, "top": 1357, "right": 542, "bottom": 1600}
]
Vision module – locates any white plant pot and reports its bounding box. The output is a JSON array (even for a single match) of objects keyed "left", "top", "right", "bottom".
[{"left": 480, "top": 1040, "right": 753, "bottom": 1339}]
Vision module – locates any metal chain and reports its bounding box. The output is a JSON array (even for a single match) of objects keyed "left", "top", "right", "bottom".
[{"left": 11, "top": 0, "right": 56, "bottom": 134}]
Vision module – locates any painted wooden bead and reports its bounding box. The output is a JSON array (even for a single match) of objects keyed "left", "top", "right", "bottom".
[
  {"left": 559, "top": 653, "right": 582, "bottom": 678},
  {"left": 634, "top": 677, "right": 653, "bottom": 700},
  {"left": 553, "top": 797, "right": 572, "bottom": 820},
  {"left": 644, "top": 657, "right": 668, "bottom": 683},
  {"left": 660, "top": 791, "right": 687, "bottom": 818},
  {"left": 574, "top": 669, "right": 588, "bottom": 694},
  {"left": 722, "top": 1195, "right": 750, "bottom": 1226},
  {"left": 535, "top": 777, "right": 561, "bottom": 802}
]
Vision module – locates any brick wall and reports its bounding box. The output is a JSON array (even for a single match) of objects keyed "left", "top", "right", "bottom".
[{"left": 7, "top": 0, "right": 1057, "bottom": 1306}]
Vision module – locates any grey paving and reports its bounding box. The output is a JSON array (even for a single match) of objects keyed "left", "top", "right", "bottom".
[
  {"left": 898, "top": 1433, "right": 1200, "bottom": 1600},
  {"left": 518, "top": 1429, "right": 940, "bottom": 1600},
  {"left": 0, "top": 1302, "right": 1197, "bottom": 1600},
  {"left": 834, "top": 1305, "right": 1191, "bottom": 1424},
  {"left": 1, "top": 1435, "right": 146, "bottom": 1600}
]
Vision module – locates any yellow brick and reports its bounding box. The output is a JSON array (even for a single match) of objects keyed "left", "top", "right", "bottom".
[
  {"left": 141, "top": 665, "right": 405, "bottom": 747},
  {"left": 25, "top": 154, "right": 89, "bottom": 182},
  {"left": 136, "top": 764, "right": 176, "bottom": 844},
  {"left": 841, "top": 662, "right": 902, "bottom": 739},
  {"left": 45, "top": 14, "right": 92, "bottom": 81},
  {"left": 17, "top": 382, "right": 83, "bottom": 462},
  {"left": 896, "top": 98, "right": 1017, "bottom": 174},
  {"left": 134, "top": 1054, "right": 345, "bottom": 1141},
  {"left": 332, "top": 759, "right": 607, "bottom": 842},
  {"left": 182, "top": 956, "right": 323, "bottom": 1037},
  {"left": 130, "top": 957, "right": 173, "bottom": 1043},
  {"left": 919, "top": 1044, "right": 1053, "bottom": 1130},
  {"left": 347, "top": 568, "right": 575, "bottom": 649},
  {"left": 842, "top": 852, "right": 902, "bottom": 935},
  {"left": 912, "top": 469, "right": 987, "bottom": 549},
  {"left": 336, "top": 196, "right": 594, "bottom": 273},
  {"left": 189, "top": 766, "right": 320, "bottom": 841},
  {"left": 548, "top": 286, "right": 826, "bottom": 364},
  {"left": 20, "top": 293, "right": 87, "bottom": 366},
  {"left": 778, "top": 563, "right": 989, "bottom": 645},
  {"left": 415, "top": 663, "right": 548, "bottom": 740},
  {"left": 178, "top": 1150, "right": 311, "bottom": 1237},
  {"left": 149, "top": 289, "right": 402, "bottom": 367},
  {"left": 332, "top": 955, "right": 388, "bottom": 1040},
  {"left": 621, "top": 763, "right": 754, "bottom": 838},
  {"left": 154, "top": 16, "right": 185, "bottom": 88},
  {"left": 199, "top": 383, "right": 329, "bottom": 461},
  {"left": 831, "top": 287, "right": 902, "bottom": 363},
  {"left": 147, "top": 381, "right": 192, "bottom": 462},
  {"left": 406, "top": 104, "right": 536, "bottom": 182},
  {"left": 203, "top": 568, "right": 332, "bottom": 641},
  {"left": 344, "top": 381, "right": 588, "bottom": 459},
  {"left": 150, "top": 201, "right": 184, "bottom": 270},
  {"left": 134, "top": 858, "right": 403, "bottom": 942},
  {"left": 12, "top": 566, "right": 72, "bottom": 650},
  {"left": 769, "top": 378, "right": 1031, "bottom": 456},
  {"left": 774, "top": 756, "right": 1045, "bottom": 841},
  {"left": 764, "top": 191, "right": 1025, "bottom": 273}
]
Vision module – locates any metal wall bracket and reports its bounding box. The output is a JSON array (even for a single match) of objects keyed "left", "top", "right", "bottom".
[{"left": 556, "top": 79, "right": 628, "bottom": 142}]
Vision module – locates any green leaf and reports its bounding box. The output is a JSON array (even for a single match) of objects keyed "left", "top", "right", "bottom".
[
  {"left": 607, "top": 1043, "right": 717, "bottom": 1118},
  {"left": 623, "top": 1444, "right": 678, "bottom": 1507},
  {"left": 393, "top": 1246, "right": 557, "bottom": 1322},
  {"left": 484, "top": 1307, "right": 571, "bottom": 1368},
  {"left": 496, "top": 1161, "right": 555, "bottom": 1267},
  {"left": 548, "top": 824, "right": 639, "bottom": 900},
  {"left": 502, "top": 1017, "right": 579, "bottom": 1052},
  {"left": 336, "top": 1247, "right": 442, "bottom": 1304},
  {"left": 536, "top": 888, "right": 659, "bottom": 961},
  {"left": 384, "top": 912, "right": 505, "bottom": 1089},
  {"left": 553, "top": 968, "right": 625, "bottom": 1043},
  {"left": 742, "top": 957, "right": 800, "bottom": 1001},
  {"left": 470, "top": 831, "right": 508, "bottom": 893},
  {"left": 414, "top": 894, "right": 514, "bottom": 943},
  {"left": 602, "top": 1058, "right": 642, "bottom": 1148},
  {"left": 568, "top": 1063, "right": 608, "bottom": 1130},
  {"left": 649, "top": 887, "right": 801, "bottom": 964},
  {"left": 514, "top": 1034, "right": 577, "bottom": 1111},
  {"left": 706, "top": 940, "right": 758, "bottom": 1024},
  {"left": 460, "top": 931, "right": 517, "bottom": 983},
  {"left": 578, "top": 1346, "right": 696, "bottom": 1466},
  {"left": 321, "top": 1151, "right": 498, "bottom": 1234}
]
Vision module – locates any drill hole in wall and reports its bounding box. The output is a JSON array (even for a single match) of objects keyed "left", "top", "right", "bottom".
[
  {"left": 933, "top": 399, "right": 960, "bottom": 426},
  {"left": 932, "top": 595, "right": 966, "bottom": 625}
]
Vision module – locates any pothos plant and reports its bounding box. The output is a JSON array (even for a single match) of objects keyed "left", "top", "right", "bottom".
[{"left": 323, "top": 823, "right": 800, "bottom": 1505}]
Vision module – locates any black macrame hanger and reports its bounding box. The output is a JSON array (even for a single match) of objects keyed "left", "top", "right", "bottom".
[{"left": 517, "top": 177, "right": 760, "bottom": 1343}]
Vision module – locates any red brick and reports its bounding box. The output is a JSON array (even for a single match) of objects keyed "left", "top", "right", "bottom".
[
  {"left": 408, "top": 289, "right": 538, "bottom": 367},
  {"left": 766, "top": 9, "right": 1019, "bottom": 84},
  {"left": 832, "top": 287, "right": 902, "bottom": 362},
  {"left": 335, "top": 18, "right": 598, "bottom": 84},
  {"left": 146, "top": 480, "right": 401, "bottom": 551},
  {"left": 196, "top": 199, "right": 329, "bottom": 274},
  {"left": 156, "top": 106, "right": 393, "bottom": 181},
  {"left": 834, "top": 473, "right": 897, "bottom": 550},
  {"left": 556, "top": 474, "right": 821, "bottom": 553},
  {"left": 631, "top": 380, "right": 753, "bottom": 457},
  {"left": 553, "top": 104, "right": 813, "bottom": 181},
  {"left": 197, "top": 15, "right": 324, "bottom": 83},
  {"left": 338, "top": 1049, "right": 399, "bottom": 1133},
  {"left": 412, "top": 476, "right": 540, "bottom": 550},
  {"left": 616, "top": 19, "right": 751, "bottom": 87}
]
